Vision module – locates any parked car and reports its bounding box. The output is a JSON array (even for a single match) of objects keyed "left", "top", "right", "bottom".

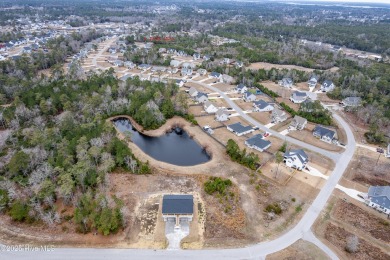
[{"left": 263, "top": 131, "right": 270, "bottom": 138}]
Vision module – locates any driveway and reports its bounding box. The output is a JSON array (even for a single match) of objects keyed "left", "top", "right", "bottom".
[{"left": 165, "top": 219, "right": 190, "bottom": 250}]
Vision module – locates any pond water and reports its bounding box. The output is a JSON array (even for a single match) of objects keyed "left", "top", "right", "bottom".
[{"left": 113, "top": 118, "right": 211, "bottom": 166}]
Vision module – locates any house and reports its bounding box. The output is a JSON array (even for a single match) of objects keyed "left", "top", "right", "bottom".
[
  {"left": 290, "top": 91, "right": 308, "bottom": 104},
  {"left": 271, "top": 108, "right": 287, "bottom": 123},
  {"left": 170, "top": 60, "right": 181, "bottom": 68},
  {"left": 119, "top": 74, "right": 134, "bottom": 82},
  {"left": 386, "top": 144, "right": 390, "bottom": 158},
  {"left": 188, "top": 87, "right": 198, "bottom": 97},
  {"left": 158, "top": 48, "right": 166, "bottom": 53},
  {"left": 341, "top": 97, "right": 362, "bottom": 107},
  {"left": 139, "top": 74, "right": 151, "bottom": 81},
  {"left": 308, "top": 75, "right": 318, "bottom": 88},
  {"left": 245, "top": 134, "right": 271, "bottom": 152},
  {"left": 204, "top": 100, "right": 218, "bottom": 114},
  {"left": 222, "top": 57, "right": 230, "bottom": 64},
  {"left": 197, "top": 68, "right": 207, "bottom": 76},
  {"left": 215, "top": 109, "right": 229, "bottom": 122},
  {"left": 253, "top": 100, "right": 274, "bottom": 112},
  {"left": 365, "top": 186, "right": 390, "bottom": 215},
  {"left": 151, "top": 66, "right": 166, "bottom": 73},
  {"left": 195, "top": 92, "right": 208, "bottom": 103},
  {"left": 193, "top": 53, "right": 201, "bottom": 60},
  {"left": 181, "top": 62, "right": 196, "bottom": 69},
  {"left": 210, "top": 72, "right": 222, "bottom": 82},
  {"left": 321, "top": 80, "right": 335, "bottom": 92},
  {"left": 290, "top": 116, "right": 307, "bottom": 130},
  {"left": 235, "top": 60, "right": 243, "bottom": 68},
  {"left": 175, "top": 79, "right": 185, "bottom": 87},
  {"left": 203, "top": 55, "right": 211, "bottom": 61},
  {"left": 279, "top": 78, "right": 293, "bottom": 88},
  {"left": 236, "top": 84, "right": 248, "bottom": 94},
  {"left": 243, "top": 92, "right": 256, "bottom": 102},
  {"left": 222, "top": 74, "right": 234, "bottom": 84},
  {"left": 138, "top": 64, "right": 151, "bottom": 71},
  {"left": 31, "top": 43, "right": 39, "bottom": 50},
  {"left": 181, "top": 67, "right": 193, "bottom": 77},
  {"left": 22, "top": 46, "right": 32, "bottom": 54},
  {"left": 113, "top": 60, "right": 123, "bottom": 67},
  {"left": 313, "top": 126, "right": 336, "bottom": 143},
  {"left": 227, "top": 122, "right": 254, "bottom": 136},
  {"left": 162, "top": 194, "right": 194, "bottom": 227},
  {"left": 124, "top": 61, "right": 136, "bottom": 69},
  {"left": 284, "top": 149, "right": 309, "bottom": 171}
]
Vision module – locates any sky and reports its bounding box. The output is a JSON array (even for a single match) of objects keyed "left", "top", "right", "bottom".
[{"left": 277, "top": 0, "right": 390, "bottom": 3}]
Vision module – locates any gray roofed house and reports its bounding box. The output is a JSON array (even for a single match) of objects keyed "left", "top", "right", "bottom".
[
  {"left": 284, "top": 149, "right": 308, "bottom": 170},
  {"left": 279, "top": 78, "right": 293, "bottom": 88},
  {"left": 290, "top": 91, "right": 308, "bottom": 104},
  {"left": 365, "top": 186, "right": 390, "bottom": 215},
  {"left": 253, "top": 100, "right": 274, "bottom": 112},
  {"left": 245, "top": 134, "right": 271, "bottom": 152},
  {"left": 188, "top": 87, "right": 198, "bottom": 97},
  {"left": 308, "top": 74, "right": 318, "bottom": 88},
  {"left": 271, "top": 108, "right": 287, "bottom": 123},
  {"left": 210, "top": 72, "right": 221, "bottom": 78},
  {"left": 227, "top": 122, "right": 254, "bottom": 136},
  {"left": 162, "top": 194, "right": 194, "bottom": 225},
  {"left": 320, "top": 80, "right": 335, "bottom": 92},
  {"left": 313, "top": 125, "right": 336, "bottom": 143},
  {"left": 342, "top": 97, "right": 362, "bottom": 107},
  {"left": 170, "top": 60, "right": 181, "bottom": 68},
  {"left": 243, "top": 91, "right": 256, "bottom": 102},
  {"left": 290, "top": 115, "right": 307, "bottom": 130},
  {"left": 181, "top": 67, "right": 193, "bottom": 76},
  {"left": 138, "top": 63, "right": 151, "bottom": 70},
  {"left": 195, "top": 92, "right": 208, "bottom": 103},
  {"left": 215, "top": 109, "right": 229, "bottom": 122},
  {"left": 236, "top": 83, "right": 248, "bottom": 94}
]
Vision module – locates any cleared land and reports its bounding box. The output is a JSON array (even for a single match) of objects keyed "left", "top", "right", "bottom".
[{"left": 266, "top": 239, "right": 330, "bottom": 260}]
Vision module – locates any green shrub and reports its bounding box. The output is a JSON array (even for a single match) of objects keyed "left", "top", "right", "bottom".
[
  {"left": 265, "top": 203, "right": 282, "bottom": 215},
  {"left": 204, "top": 177, "right": 232, "bottom": 195},
  {"left": 9, "top": 200, "right": 29, "bottom": 222}
]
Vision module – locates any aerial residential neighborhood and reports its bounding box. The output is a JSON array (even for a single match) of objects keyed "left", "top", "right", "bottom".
[{"left": 0, "top": 0, "right": 389, "bottom": 259}]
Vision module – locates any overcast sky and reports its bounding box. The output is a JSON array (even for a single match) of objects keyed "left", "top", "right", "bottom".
[{"left": 277, "top": 0, "right": 390, "bottom": 3}]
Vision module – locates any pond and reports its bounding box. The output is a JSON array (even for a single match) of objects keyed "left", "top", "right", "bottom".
[{"left": 113, "top": 118, "right": 211, "bottom": 166}]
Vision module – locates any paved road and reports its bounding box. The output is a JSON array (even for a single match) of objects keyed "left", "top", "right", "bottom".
[
  {"left": 91, "top": 37, "right": 117, "bottom": 70},
  {"left": 3, "top": 80, "right": 356, "bottom": 260},
  {"left": 189, "top": 80, "right": 342, "bottom": 162}
]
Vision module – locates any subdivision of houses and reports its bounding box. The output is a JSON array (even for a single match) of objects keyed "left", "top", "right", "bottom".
[
  {"left": 313, "top": 125, "right": 336, "bottom": 143},
  {"left": 215, "top": 109, "right": 229, "bottom": 122},
  {"left": 243, "top": 91, "right": 256, "bottom": 102},
  {"left": 236, "top": 83, "right": 248, "bottom": 94},
  {"left": 365, "top": 186, "right": 390, "bottom": 215},
  {"left": 245, "top": 134, "right": 271, "bottom": 152},
  {"left": 290, "top": 115, "right": 307, "bottom": 130},
  {"left": 290, "top": 91, "right": 308, "bottom": 103},
  {"left": 279, "top": 78, "right": 293, "bottom": 88},
  {"left": 341, "top": 97, "right": 362, "bottom": 108},
  {"left": 271, "top": 108, "right": 288, "bottom": 123},
  {"left": 162, "top": 194, "right": 194, "bottom": 227},
  {"left": 283, "top": 149, "right": 309, "bottom": 171},
  {"left": 204, "top": 100, "right": 218, "bottom": 114},
  {"left": 227, "top": 122, "right": 254, "bottom": 136},
  {"left": 253, "top": 100, "right": 274, "bottom": 112},
  {"left": 320, "top": 80, "right": 335, "bottom": 92},
  {"left": 308, "top": 74, "right": 318, "bottom": 88}
]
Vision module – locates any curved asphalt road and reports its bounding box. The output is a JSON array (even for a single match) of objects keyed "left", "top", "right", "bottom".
[{"left": 2, "top": 80, "right": 355, "bottom": 260}]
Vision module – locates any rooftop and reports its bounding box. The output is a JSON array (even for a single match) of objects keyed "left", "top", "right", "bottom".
[{"left": 162, "top": 195, "right": 194, "bottom": 215}]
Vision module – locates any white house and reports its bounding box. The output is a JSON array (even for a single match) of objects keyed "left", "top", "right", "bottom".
[
  {"left": 195, "top": 92, "right": 208, "bottom": 103},
  {"left": 215, "top": 109, "right": 229, "bottom": 122},
  {"left": 245, "top": 134, "right": 271, "bottom": 152},
  {"left": 308, "top": 75, "right": 318, "bottom": 88},
  {"left": 124, "top": 61, "right": 136, "bottom": 69},
  {"left": 170, "top": 60, "right": 181, "bottom": 68},
  {"left": 243, "top": 92, "right": 256, "bottom": 102},
  {"left": 197, "top": 68, "right": 207, "bottom": 76},
  {"left": 313, "top": 125, "right": 336, "bottom": 143},
  {"left": 341, "top": 97, "right": 362, "bottom": 107},
  {"left": 279, "top": 78, "right": 293, "bottom": 88},
  {"left": 210, "top": 72, "right": 222, "bottom": 82},
  {"left": 290, "top": 115, "right": 307, "bottom": 130},
  {"left": 188, "top": 87, "right": 198, "bottom": 98},
  {"left": 290, "top": 91, "right": 308, "bottom": 104},
  {"left": 284, "top": 149, "right": 308, "bottom": 171},
  {"left": 271, "top": 108, "right": 287, "bottom": 123},
  {"left": 227, "top": 122, "right": 254, "bottom": 136},
  {"left": 253, "top": 100, "right": 274, "bottom": 112},
  {"left": 321, "top": 80, "right": 335, "bottom": 92},
  {"left": 236, "top": 84, "right": 248, "bottom": 94},
  {"left": 193, "top": 53, "right": 201, "bottom": 60},
  {"left": 204, "top": 100, "right": 218, "bottom": 114},
  {"left": 365, "top": 186, "right": 390, "bottom": 215},
  {"left": 176, "top": 79, "right": 185, "bottom": 88}
]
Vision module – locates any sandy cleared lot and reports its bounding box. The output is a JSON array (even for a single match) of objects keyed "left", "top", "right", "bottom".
[
  {"left": 267, "top": 239, "right": 330, "bottom": 260},
  {"left": 185, "top": 82, "right": 215, "bottom": 94},
  {"left": 295, "top": 82, "right": 310, "bottom": 91},
  {"left": 212, "top": 82, "right": 235, "bottom": 92},
  {"left": 251, "top": 111, "right": 273, "bottom": 125}
]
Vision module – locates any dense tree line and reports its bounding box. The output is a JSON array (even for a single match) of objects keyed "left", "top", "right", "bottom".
[{"left": 226, "top": 139, "right": 259, "bottom": 170}]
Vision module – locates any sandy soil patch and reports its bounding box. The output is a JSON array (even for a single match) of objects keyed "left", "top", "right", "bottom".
[
  {"left": 251, "top": 111, "right": 272, "bottom": 125},
  {"left": 266, "top": 239, "right": 330, "bottom": 260},
  {"left": 295, "top": 82, "right": 310, "bottom": 91},
  {"left": 185, "top": 82, "right": 214, "bottom": 94},
  {"left": 212, "top": 83, "right": 235, "bottom": 92},
  {"left": 343, "top": 147, "right": 390, "bottom": 186}
]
